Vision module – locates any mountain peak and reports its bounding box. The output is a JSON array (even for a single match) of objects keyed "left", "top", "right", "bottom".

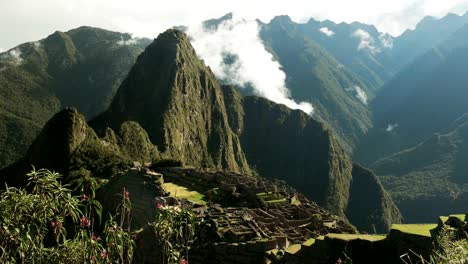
[
  {"left": 92, "top": 28, "right": 251, "bottom": 173},
  {"left": 270, "top": 15, "right": 293, "bottom": 25},
  {"left": 154, "top": 28, "right": 190, "bottom": 45},
  {"left": 141, "top": 29, "right": 198, "bottom": 66}
]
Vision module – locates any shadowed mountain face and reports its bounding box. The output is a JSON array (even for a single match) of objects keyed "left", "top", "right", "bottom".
[
  {"left": 222, "top": 85, "right": 401, "bottom": 232},
  {"left": 391, "top": 12, "right": 468, "bottom": 69},
  {"left": 371, "top": 115, "right": 468, "bottom": 222},
  {"left": 357, "top": 24, "right": 468, "bottom": 164},
  {"left": 259, "top": 17, "right": 374, "bottom": 152},
  {"left": 0, "top": 26, "right": 150, "bottom": 168}
]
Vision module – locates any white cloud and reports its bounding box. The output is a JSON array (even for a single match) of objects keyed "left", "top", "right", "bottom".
[
  {"left": 386, "top": 123, "right": 399, "bottom": 132},
  {"left": 319, "top": 27, "right": 335, "bottom": 37},
  {"left": 379, "top": 33, "right": 394, "bottom": 48},
  {"left": 116, "top": 36, "right": 138, "bottom": 46},
  {"left": 31, "top": 41, "right": 42, "bottom": 51},
  {"left": 353, "top": 29, "right": 381, "bottom": 54},
  {"left": 0, "top": 48, "right": 23, "bottom": 65},
  {"left": 354, "top": 86, "right": 368, "bottom": 105},
  {"left": 346, "top": 85, "right": 368, "bottom": 105},
  {"left": 188, "top": 15, "right": 314, "bottom": 115}
]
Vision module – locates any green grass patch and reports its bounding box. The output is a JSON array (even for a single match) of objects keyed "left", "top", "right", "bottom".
[
  {"left": 302, "top": 238, "right": 315, "bottom": 246},
  {"left": 256, "top": 192, "right": 286, "bottom": 204},
  {"left": 391, "top": 224, "right": 438, "bottom": 237},
  {"left": 265, "top": 198, "right": 288, "bottom": 204},
  {"left": 440, "top": 216, "right": 449, "bottom": 224},
  {"left": 162, "top": 182, "right": 206, "bottom": 205},
  {"left": 284, "top": 244, "right": 301, "bottom": 254},
  {"left": 326, "top": 233, "right": 386, "bottom": 241}
]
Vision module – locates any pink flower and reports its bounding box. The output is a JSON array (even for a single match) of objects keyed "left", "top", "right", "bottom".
[
  {"left": 50, "top": 220, "right": 56, "bottom": 229},
  {"left": 123, "top": 187, "right": 130, "bottom": 199},
  {"left": 81, "top": 194, "right": 88, "bottom": 201},
  {"left": 181, "top": 258, "right": 188, "bottom": 264},
  {"left": 156, "top": 202, "right": 163, "bottom": 209},
  {"left": 101, "top": 250, "right": 107, "bottom": 259},
  {"left": 92, "top": 233, "right": 101, "bottom": 241},
  {"left": 108, "top": 226, "right": 115, "bottom": 233},
  {"left": 337, "top": 258, "right": 342, "bottom": 264},
  {"left": 80, "top": 216, "right": 91, "bottom": 228}
]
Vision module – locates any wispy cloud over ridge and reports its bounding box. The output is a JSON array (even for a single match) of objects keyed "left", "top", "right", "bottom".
[
  {"left": 188, "top": 14, "right": 314, "bottom": 115},
  {"left": 353, "top": 29, "right": 380, "bottom": 54},
  {"left": 319, "top": 27, "right": 335, "bottom": 37}
]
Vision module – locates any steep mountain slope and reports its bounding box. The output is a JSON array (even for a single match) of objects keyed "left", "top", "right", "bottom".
[
  {"left": 391, "top": 12, "right": 468, "bottom": 69},
  {"left": 371, "top": 115, "right": 468, "bottom": 222},
  {"left": 0, "top": 107, "right": 162, "bottom": 188},
  {"left": 91, "top": 29, "right": 251, "bottom": 174},
  {"left": 222, "top": 85, "right": 401, "bottom": 232},
  {"left": 0, "top": 26, "right": 149, "bottom": 168},
  {"left": 358, "top": 24, "right": 468, "bottom": 164},
  {"left": 259, "top": 16, "right": 373, "bottom": 152},
  {"left": 293, "top": 17, "right": 398, "bottom": 90}
]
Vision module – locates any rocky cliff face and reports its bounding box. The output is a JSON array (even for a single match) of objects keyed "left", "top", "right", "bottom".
[{"left": 92, "top": 29, "right": 251, "bottom": 174}]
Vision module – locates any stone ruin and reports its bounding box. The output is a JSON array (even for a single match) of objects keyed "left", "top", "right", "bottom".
[{"left": 100, "top": 166, "right": 356, "bottom": 263}]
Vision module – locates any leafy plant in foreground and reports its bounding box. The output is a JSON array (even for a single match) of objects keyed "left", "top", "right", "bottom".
[
  {"left": 0, "top": 168, "right": 134, "bottom": 263},
  {"left": 153, "top": 202, "right": 198, "bottom": 264}
]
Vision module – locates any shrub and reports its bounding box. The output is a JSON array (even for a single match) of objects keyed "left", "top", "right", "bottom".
[{"left": 0, "top": 168, "right": 134, "bottom": 263}]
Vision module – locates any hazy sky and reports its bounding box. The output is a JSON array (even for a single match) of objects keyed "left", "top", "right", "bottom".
[{"left": 1, "top": 0, "right": 468, "bottom": 51}]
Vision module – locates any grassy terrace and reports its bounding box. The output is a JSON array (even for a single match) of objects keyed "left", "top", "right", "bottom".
[
  {"left": 302, "top": 238, "right": 316, "bottom": 246},
  {"left": 391, "top": 224, "right": 438, "bottom": 237},
  {"left": 162, "top": 182, "right": 207, "bottom": 205},
  {"left": 256, "top": 192, "right": 288, "bottom": 204},
  {"left": 326, "top": 233, "right": 386, "bottom": 241},
  {"left": 440, "top": 214, "right": 466, "bottom": 224},
  {"left": 285, "top": 244, "right": 302, "bottom": 254}
]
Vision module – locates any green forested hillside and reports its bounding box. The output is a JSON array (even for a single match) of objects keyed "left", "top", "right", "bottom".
[
  {"left": 0, "top": 26, "right": 149, "bottom": 168},
  {"left": 371, "top": 115, "right": 468, "bottom": 222},
  {"left": 358, "top": 24, "right": 468, "bottom": 164},
  {"left": 260, "top": 16, "right": 373, "bottom": 152}
]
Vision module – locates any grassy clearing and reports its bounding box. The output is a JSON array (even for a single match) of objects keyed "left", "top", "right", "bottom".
[
  {"left": 302, "top": 238, "right": 316, "bottom": 246},
  {"left": 326, "top": 233, "right": 386, "bottom": 242},
  {"left": 284, "top": 244, "right": 301, "bottom": 254},
  {"left": 265, "top": 198, "right": 288, "bottom": 204},
  {"left": 162, "top": 182, "right": 206, "bottom": 205},
  {"left": 391, "top": 224, "right": 438, "bottom": 237}
]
